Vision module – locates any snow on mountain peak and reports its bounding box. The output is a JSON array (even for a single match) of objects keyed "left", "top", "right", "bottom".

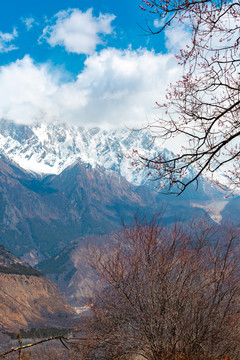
[{"left": 0, "top": 119, "right": 165, "bottom": 186}]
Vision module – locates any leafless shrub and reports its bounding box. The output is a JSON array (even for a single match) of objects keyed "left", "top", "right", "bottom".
[{"left": 84, "top": 216, "right": 240, "bottom": 360}]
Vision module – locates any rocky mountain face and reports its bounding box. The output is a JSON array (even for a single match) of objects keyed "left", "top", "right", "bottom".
[
  {"left": 0, "top": 245, "right": 75, "bottom": 332},
  {"left": 0, "top": 152, "right": 213, "bottom": 262},
  {"left": 0, "top": 119, "right": 164, "bottom": 182}
]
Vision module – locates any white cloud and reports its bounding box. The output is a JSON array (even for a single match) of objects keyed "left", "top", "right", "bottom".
[
  {"left": 0, "top": 56, "right": 59, "bottom": 123},
  {"left": 0, "top": 28, "right": 18, "bottom": 53},
  {"left": 0, "top": 49, "right": 180, "bottom": 128},
  {"left": 61, "top": 48, "right": 178, "bottom": 128},
  {"left": 41, "top": 8, "right": 116, "bottom": 54},
  {"left": 164, "top": 25, "right": 192, "bottom": 52},
  {"left": 154, "top": 18, "right": 164, "bottom": 29},
  {"left": 22, "top": 17, "right": 35, "bottom": 30}
]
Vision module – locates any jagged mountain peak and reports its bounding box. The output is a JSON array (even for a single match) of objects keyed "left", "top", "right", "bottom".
[
  {"left": 0, "top": 119, "right": 165, "bottom": 186},
  {"left": 0, "top": 118, "right": 226, "bottom": 202}
]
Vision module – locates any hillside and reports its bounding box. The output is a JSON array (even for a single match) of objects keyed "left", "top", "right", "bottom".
[
  {"left": 0, "top": 245, "right": 75, "bottom": 332},
  {"left": 0, "top": 244, "right": 42, "bottom": 276},
  {"left": 37, "top": 237, "right": 100, "bottom": 309}
]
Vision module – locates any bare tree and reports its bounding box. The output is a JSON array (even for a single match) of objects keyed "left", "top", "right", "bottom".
[
  {"left": 137, "top": 0, "right": 240, "bottom": 194},
  {"left": 85, "top": 216, "right": 240, "bottom": 360}
]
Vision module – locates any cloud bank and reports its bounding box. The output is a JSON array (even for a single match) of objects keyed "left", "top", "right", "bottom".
[{"left": 0, "top": 49, "right": 179, "bottom": 128}]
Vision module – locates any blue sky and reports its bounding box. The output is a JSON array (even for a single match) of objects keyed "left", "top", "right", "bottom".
[
  {"left": 0, "top": 0, "right": 165, "bottom": 70},
  {"left": 0, "top": 0, "right": 184, "bottom": 128}
]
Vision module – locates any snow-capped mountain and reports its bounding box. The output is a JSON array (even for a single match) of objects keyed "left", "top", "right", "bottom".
[
  {"left": 0, "top": 118, "right": 232, "bottom": 262},
  {"left": 0, "top": 119, "right": 171, "bottom": 187}
]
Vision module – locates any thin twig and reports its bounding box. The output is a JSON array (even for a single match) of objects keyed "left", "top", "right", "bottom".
[{"left": 0, "top": 335, "right": 77, "bottom": 358}]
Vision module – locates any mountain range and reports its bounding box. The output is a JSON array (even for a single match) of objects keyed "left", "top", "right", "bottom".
[
  {"left": 0, "top": 118, "right": 217, "bottom": 194},
  {"left": 0, "top": 118, "right": 239, "bottom": 323},
  {"left": 0, "top": 152, "right": 214, "bottom": 262},
  {"left": 0, "top": 119, "right": 166, "bottom": 182},
  {"left": 0, "top": 118, "right": 227, "bottom": 260}
]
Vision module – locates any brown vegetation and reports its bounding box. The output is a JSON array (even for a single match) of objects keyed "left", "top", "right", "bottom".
[
  {"left": 1, "top": 217, "right": 239, "bottom": 359},
  {"left": 0, "top": 274, "right": 74, "bottom": 332},
  {"left": 82, "top": 216, "right": 240, "bottom": 359}
]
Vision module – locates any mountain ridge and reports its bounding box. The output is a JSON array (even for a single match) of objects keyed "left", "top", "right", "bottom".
[
  {"left": 0, "top": 119, "right": 169, "bottom": 185},
  {"left": 0, "top": 154, "right": 212, "bottom": 261},
  {"left": 0, "top": 245, "right": 75, "bottom": 332}
]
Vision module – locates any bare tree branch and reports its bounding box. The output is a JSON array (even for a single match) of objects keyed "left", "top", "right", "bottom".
[{"left": 137, "top": 0, "right": 240, "bottom": 194}]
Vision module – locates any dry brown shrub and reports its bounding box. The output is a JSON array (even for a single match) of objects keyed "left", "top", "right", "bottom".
[{"left": 83, "top": 217, "right": 240, "bottom": 360}]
